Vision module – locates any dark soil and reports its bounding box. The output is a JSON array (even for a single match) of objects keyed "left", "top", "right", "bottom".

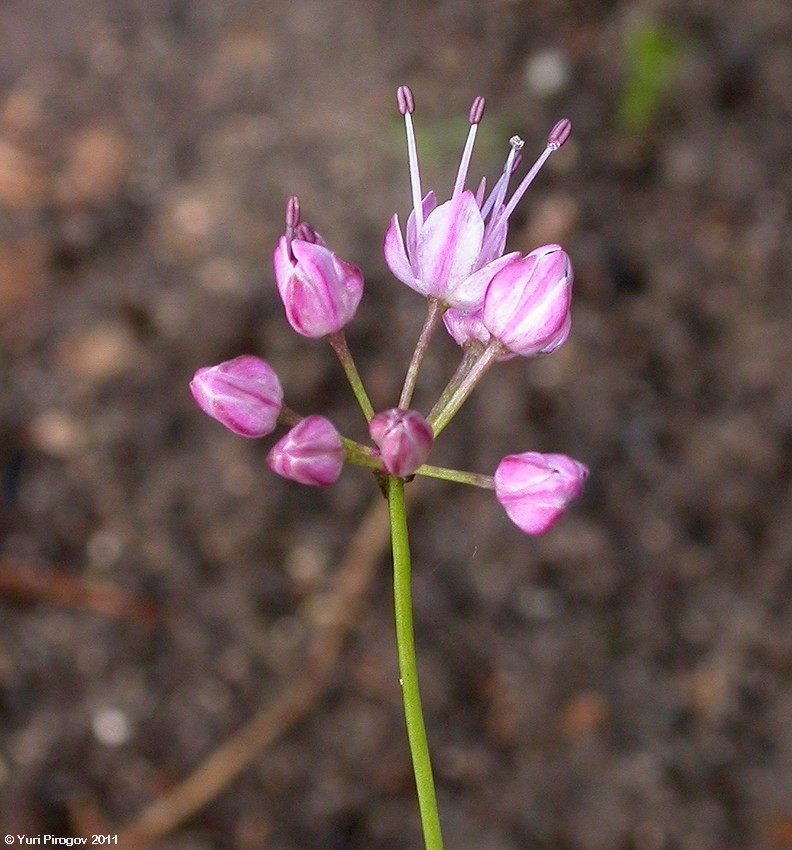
[{"left": 1, "top": 1, "right": 791, "bottom": 848}]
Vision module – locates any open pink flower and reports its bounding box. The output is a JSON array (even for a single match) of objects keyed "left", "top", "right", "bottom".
[
  {"left": 495, "top": 452, "right": 587, "bottom": 535},
  {"left": 190, "top": 355, "right": 283, "bottom": 438},
  {"left": 384, "top": 191, "right": 518, "bottom": 310},
  {"left": 386, "top": 86, "right": 571, "bottom": 312}
]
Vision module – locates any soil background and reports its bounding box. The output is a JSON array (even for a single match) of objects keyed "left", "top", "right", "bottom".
[{"left": 1, "top": 1, "right": 791, "bottom": 848}]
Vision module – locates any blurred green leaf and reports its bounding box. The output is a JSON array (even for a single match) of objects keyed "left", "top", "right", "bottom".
[{"left": 618, "top": 19, "right": 684, "bottom": 135}]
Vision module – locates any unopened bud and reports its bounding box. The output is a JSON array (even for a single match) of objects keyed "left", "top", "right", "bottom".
[
  {"left": 495, "top": 452, "right": 587, "bottom": 534},
  {"left": 273, "top": 235, "right": 364, "bottom": 338},
  {"left": 369, "top": 408, "right": 433, "bottom": 478},
  {"left": 482, "top": 244, "right": 573, "bottom": 357},
  {"left": 267, "top": 415, "right": 345, "bottom": 487},
  {"left": 190, "top": 355, "right": 283, "bottom": 438}
]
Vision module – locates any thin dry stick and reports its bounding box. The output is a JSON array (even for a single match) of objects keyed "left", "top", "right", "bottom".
[
  {"left": 0, "top": 561, "right": 158, "bottom": 625},
  {"left": 116, "top": 491, "right": 398, "bottom": 848}
]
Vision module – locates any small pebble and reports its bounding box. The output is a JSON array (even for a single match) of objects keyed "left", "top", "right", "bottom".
[
  {"left": 524, "top": 49, "right": 572, "bottom": 97},
  {"left": 92, "top": 708, "right": 131, "bottom": 747}
]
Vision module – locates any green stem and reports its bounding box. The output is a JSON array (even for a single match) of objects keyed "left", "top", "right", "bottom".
[
  {"left": 414, "top": 463, "right": 494, "bottom": 488},
  {"left": 426, "top": 343, "right": 484, "bottom": 424},
  {"left": 387, "top": 476, "right": 444, "bottom": 850},
  {"left": 427, "top": 340, "right": 503, "bottom": 438},
  {"left": 327, "top": 331, "right": 375, "bottom": 422},
  {"left": 341, "top": 438, "right": 382, "bottom": 469},
  {"left": 399, "top": 298, "right": 446, "bottom": 410}
]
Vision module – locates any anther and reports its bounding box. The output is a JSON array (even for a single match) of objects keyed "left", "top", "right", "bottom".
[
  {"left": 509, "top": 135, "right": 525, "bottom": 151},
  {"left": 397, "top": 85, "right": 415, "bottom": 116},
  {"left": 547, "top": 118, "right": 572, "bottom": 150},
  {"left": 285, "top": 196, "right": 300, "bottom": 230},
  {"left": 295, "top": 222, "right": 319, "bottom": 244},
  {"left": 468, "top": 96, "right": 486, "bottom": 125}
]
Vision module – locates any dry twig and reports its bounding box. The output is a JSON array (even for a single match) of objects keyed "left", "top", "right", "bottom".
[
  {"left": 0, "top": 561, "right": 158, "bottom": 625},
  {"left": 116, "top": 490, "right": 398, "bottom": 847}
]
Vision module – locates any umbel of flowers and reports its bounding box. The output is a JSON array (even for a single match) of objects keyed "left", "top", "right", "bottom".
[
  {"left": 192, "top": 87, "right": 587, "bottom": 534},
  {"left": 191, "top": 86, "right": 587, "bottom": 850}
]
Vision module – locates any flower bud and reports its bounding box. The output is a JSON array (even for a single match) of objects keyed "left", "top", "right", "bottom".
[
  {"left": 267, "top": 415, "right": 345, "bottom": 487},
  {"left": 495, "top": 452, "right": 588, "bottom": 535},
  {"left": 482, "top": 244, "right": 573, "bottom": 357},
  {"left": 369, "top": 408, "right": 433, "bottom": 478},
  {"left": 190, "top": 355, "right": 283, "bottom": 438},
  {"left": 273, "top": 236, "right": 364, "bottom": 338}
]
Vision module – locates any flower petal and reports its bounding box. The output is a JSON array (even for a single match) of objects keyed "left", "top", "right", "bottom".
[
  {"left": 384, "top": 213, "right": 422, "bottom": 292},
  {"left": 449, "top": 250, "right": 519, "bottom": 312},
  {"left": 415, "top": 191, "right": 484, "bottom": 302},
  {"left": 405, "top": 191, "right": 437, "bottom": 255}
]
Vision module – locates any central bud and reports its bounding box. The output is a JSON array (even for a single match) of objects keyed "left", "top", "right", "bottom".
[{"left": 369, "top": 408, "right": 433, "bottom": 478}]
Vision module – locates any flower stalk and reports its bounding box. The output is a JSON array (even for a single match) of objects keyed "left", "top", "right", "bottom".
[
  {"left": 399, "top": 298, "right": 446, "bottom": 409},
  {"left": 190, "top": 86, "right": 588, "bottom": 850},
  {"left": 326, "top": 331, "right": 375, "bottom": 422},
  {"left": 427, "top": 339, "right": 503, "bottom": 436},
  {"left": 387, "top": 475, "right": 445, "bottom": 850}
]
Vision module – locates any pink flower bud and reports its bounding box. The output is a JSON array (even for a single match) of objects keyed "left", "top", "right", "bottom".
[
  {"left": 369, "top": 408, "right": 433, "bottom": 478},
  {"left": 190, "top": 355, "right": 283, "bottom": 438},
  {"left": 267, "top": 415, "right": 346, "bottom": 487},
  {"left": 273, "top": 236, "right": 364, "bottom": 338},
  {"left": 482, "top": 244, "right": 573, "bottom": 357},
  {"left": 495, "top": 452, "right": 588, "bottom": 535}
]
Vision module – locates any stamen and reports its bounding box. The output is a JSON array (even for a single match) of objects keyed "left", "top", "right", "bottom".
[
  {"left": 452, "top": 95, "right": 486, "bottom": 199},
  {"left": 480, "top": 136, "right": 524, "bottom": 220},
  {"left": 397, "top": 85, "right": 425, "bottom": 233},
  {"left": 499, "top": 142, "right": 554, "bottom": 223},
  {"left": 474, "top": 176, "right": 487, "bottom": 208}
]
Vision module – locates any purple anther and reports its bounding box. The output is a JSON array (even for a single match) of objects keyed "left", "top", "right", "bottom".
[
  {"left": 547, "top": 118, "right": 572, "bottom": 150},
  {"left": 295, "top": 222, "right": 319, "bottom": 244},
  {"left": 285, "top": 196, "right": 300, "bottom": 230},
  {"left": 469, "top": 96, "right": 486, "bottom": 125},
  {"left": 397, "top": 85, "right": 415, "bottom": 116}
]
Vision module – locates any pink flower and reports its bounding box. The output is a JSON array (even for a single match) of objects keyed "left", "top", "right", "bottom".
[
  {"left": 190, "top": 355, "right": 283, "bottom": 438},
  {"left": 267, "top": 415, "right": 346, "bottom": 487},
  {"left": 273, "top": 231, "right": 364, "bottom": 338},
  {"left": 384, "top": 191, "right": 519, "bottom": 310},
  {"left": 482, "top": 244, "right": 573, "bottom": 357},
  {"left": 385, "top": 85, "right": 571, "bottom": 312},
  {"left": 495, "top": 452, "right": 588, "bottom": 535},
  {"left": 369, "top": 408, "right": 433, "bottom": 478}
]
